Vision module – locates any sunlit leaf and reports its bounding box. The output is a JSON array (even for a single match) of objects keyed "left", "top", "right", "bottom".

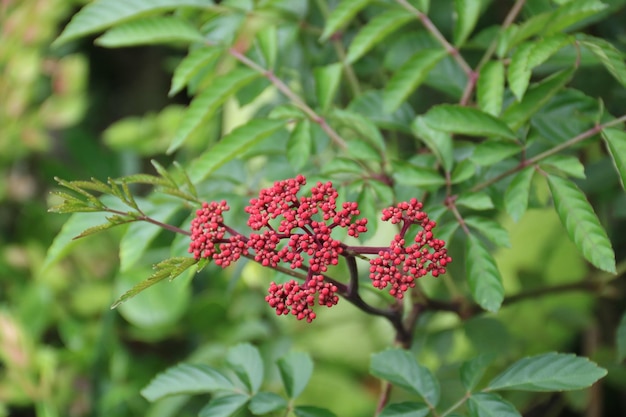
[
  {"left": 141, "top": 363, "right": 234, "bottom": 401},
  {"left": 95, "top": 16, "right": 203, "bottom": 47},
  {"left": 487, "top": 352, "right": 607, "bottom": 391},
  {"left": 423, "top": 104, "right": 517, "bottom": 140},
  {"left": 547, "top": 175, "right": 616, "bottom": 273},
  {"left": 477, "top": 60, "right": 505, "bottom": 116},
  {"left": 602, "top": 128, "right": 626, "bottom": 190},
  {"left": 278, "top": 351, "right": 314, "bottom": 399},
  {"left": 504, "top": 167, "right": 535, "bottom": 222},
  {"left": 226, "top": 344, "right": 264, "bottom": 395},
  {"left": 508, "top": 12, "right": 553, "bottom": 49},
  {"left": 526, "top": 34, "right": 571, "bottom": 70},
  {"left": 540, "top": 155, "right": 586, "bottom": 179},
  {"left": 257, "top": 25, "right": 277, "bottom": 69},
  {"left": 467, "top": 393, "right": 521, "bottom": 417},
  {"left": 466, "top": 234, "right": 504, "bottom": 312},
  {"left": 544, "top": 0, "right": 607, "bottom": 36},
  {"left": 320, "top": 0, "right": 371, "bottom": 41},
  {"left": 170, "top": 48, "right": 222, "bottom": 96},
  {"left": 453, "top": 0, "right": 483, "bottom": 47},
  {"left": 507, "top": 42, "right": 533, "bottom": 101},
  {"left": 314, "top": 63, "right": 343, "bottom": 112}
]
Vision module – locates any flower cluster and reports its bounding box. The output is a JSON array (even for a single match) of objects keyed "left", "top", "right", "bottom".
[
  {"left": 369, "top": 199, "right": 451, "bottom": 299},
  {"left": 265, "top": 275, "right": 339, "bottom": 322}
]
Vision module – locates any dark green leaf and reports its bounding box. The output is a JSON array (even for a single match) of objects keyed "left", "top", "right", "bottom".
[
  {"left": 226, "top": 343, "right": 264, "bottom": 395},
  {"left": 346, "top": 9, "right": 413, "bottom": 64},
  {"left": 347, "top": 140, "right": 381, "bottom": 162},
  {"left": 294, "top": 406, "right": 338, "bottom": 417},
  {"left": 504, "top": 167, "right": 535, "bottom": 222},
  {"left": 170, "top": 48, "right": 222, "bottom": 96},
  {"left": 379, "top": 402, "right": 429, "bottom": 417},
  {"left": 423, "top": 104, "right": 517, "bottom": 140},
  {"left": 547, "top": 175, "right": 616, "bottom": 273},
  {"left": 470, "top": 140, "right": 521, "bottom": 166},
  {"left": 467, "top": 392, "right": 521, "bottom": 417},
  {"left": 169, "top": 68, "right": 260, "bottom": 152},
  {"left": 277, "top": 351, "right": 314, "bottom": 399},
  {"left": 384, "top": 49, "right": 447, "bottom": 113},
  {"left": 579, "top": 35, "right": 626, "bottom": 87},
  {"left": 199, "top": 394, "right": 249, "bottom": 417},
  {"left": 287, "top": 119, "right": 312, "bottom": 171},
  {"left": 466, "top": 234, "right": 504, "bottom": 312},
  {"left": 456, "top": 192, "right": 494, "bottom": 210},
  {"left": 141, "top": 363, "right": 234, "bottom": 401},
  {"left": 617, "top": 311, "right": 626, "bottom": 362},
  {"left": 487, "top": 352, "right": 607, "bottom": 391},
  {"left": 544, "top": 0, "right": 607, "bottom": 36},
  {"left": 392, "top": 161, "right": 446, "bottom": 188},
  {"left": 249, "top": 392, "right": 287, "bottom": 415},
  {"left": 95, "top": 16, "right": 203, "bottom": 47},
  {"left": 320, "top": 0, "right": 371, "bottom": 41},
  {"left": 411, "top": 116, "right": 454, "bottom": 172},
  {"left": 370, "top": 349, "right": 440, "bottom": 406},
  {"left": 461, "top": 354, "right": 494, "bottom": 391},
  {"left": 477, "top": 61, "right": 505, "bottom": 116},
  {"left": 53, "top": 0, "right": 213, "bottom": 46},
  {"left": 453, "top": 0, "right": 483, "bottom": 46},
  {"left": 188, "top": 118, "right": 284, "bottom": 183},
  {"left": 602, "top": 128, "right": 626, "bottom": 190},
  {"left": 314, "top": 63, "right": 342, "bottom": 112},
  {"left": 465, "top": 216, "right": 511, "bottom": 248}
]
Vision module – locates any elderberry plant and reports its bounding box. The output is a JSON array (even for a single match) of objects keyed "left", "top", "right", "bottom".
[{"left": 46, "top": 0, "right": 626, "bottom": 416}]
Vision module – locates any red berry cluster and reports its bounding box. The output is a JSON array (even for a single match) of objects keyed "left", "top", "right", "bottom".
[
  {"left": 189, "top": 201, "right": 229, "bottom": 260},
  {"left": 369, "top": 199, "right": 451, "bottom": 299},
  {"left": 265, "top": 275, "right": 339, "bottom": 322}
]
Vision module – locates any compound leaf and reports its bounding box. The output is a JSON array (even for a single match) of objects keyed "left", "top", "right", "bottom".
[
  {"left": 466, "top": 234, "right": 504, "bottom": 312},
  {"left": 141, "top": 363, "right": 234, "bottom": 401}
]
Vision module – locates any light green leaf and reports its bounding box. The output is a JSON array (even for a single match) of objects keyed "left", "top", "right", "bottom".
[
  {"left": 294, "top": 406, "right": 337, "bottom": 417},
  {"left": 540, "top": 154, "right": 586, "bottom": 179},
  {"left": 488, "top": 352, "right": 607, "bottom": 391},
  {"left": 453, "top": 0, "right": 482, "bottom": 46},
  {"left": 423, "top": 104, "right": 517, "bottom": 140},
  {"left": 257, "top": 25, "right": 278, "bottom": 69},
  {"left": 509, "top": 12, "right": 553, "bottom": 49},
  {"left": 602, "top": 128, "right": 626, "bottom": 190},
  {"left": 199, "top": 394, "right": 249, "bottom": 417},
  {"left": 467, "top": 393, "right": 521, "bottom": 417},
  {"left": 321, "top": 157, "right": 363, "bottom": 175},
  {"left": 226, "top": 344, "right": 264, "bottom": 395},
  {"left": 411, "top": 116, "right": 454, "bottom": 172},
  {"left": 456, "top": 192, "right": 494, "bottom": 210},
  {"left": 507, "top": 43, "right": 533, "bottom": 101},
  {"left": 287, "top": 119, "right": 312, "bottom": 171},
  {"left": 189, "top": 118, "right": 284, "bottom": 183},
  {"left": 526, "top": 34, "right": 571, "bottom": 70},
  {"left": 504, "top": 167, "right": 535, "bottom": 222},
  {"left": 370, "top": 349, "right": 440, "bottom": 406},
  {"left": 277, "top": 351, "right": 314, "bottom": 399},
  {"left": 249, "top": 392, "right": 287, "bottom": 415},
  {"left": 617, "top": 311, "right": 626, "bottom": 362},
  {"left": 141, "top": 363, "right": 234, "bottom": 401},
  {"left": 465, "top": 216, "right": 511, "bottom": 248},
  {"left": 379, "top": 402, "right": 429, "bottom": 417},
  {"left": 95, "top": 16, "right": 203, "bottom": 47},
  {"left": 466, "top": 234, "right": 504, "bottom": 312},
  {"left": 579, "top": 35, "right": 626, "bottom": 87},
  {"left": 384, "top": 49, "right": 447, "bottom": 113},
  {"left": 169, "top": 68, "right": 259, "bottom": 152},
  {"left": 392, "top": 161, "right": 446, "bottom": 188},
  {"left": 477, "top": 61, "right": 505, "bottom": 116},
  {"left": 347, "top": 139, "right": 381, "bottom": 162},
  {"left": 314, "top": 63, "right": 343, "bottom": 112},
  {"left": 346, "top": 9, "right": 413, "bottom": 64},
  {"left": 451, "top": 159, "right": 476, "bottom": 184},
  {"left": 543, "top": 0, "right": 607, "bottom": 36},
  {"left": 470, "top": 140, "right": 521, "bottom": 166},
  {"left": 503, "top": 67, "right": 575, "bottom": 130},
  {"left": 54, "top": 0, "right": 213, "bottom": 46},
  {"left": 461, "top": 355, "right": 494, "bottom": 391},
  {"left": 170, "top": 48, "right": 222, "bottom": 96},
  {"left": 547, "top": 175, "right": 616, "bottom": 273},
  {"left": 330, "top": 108, "right": 386, "bottom": 151},
  {"left": 320, "top": 0, "right": 371, "bottom": 41}
]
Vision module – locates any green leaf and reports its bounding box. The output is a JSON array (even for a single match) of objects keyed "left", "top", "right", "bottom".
[
  {"left": 199, "top": 394, "right": 249, "bottom": 417},
  {"left": 547, "top": 175, "right": 616, "bottom": 273},
  {"left": 320, "top": 0, "right": 371, "bottom": 41},
  {"left": 467, "top": 393, "right": 521, "bottom": 417},
  {"left": 347, "top": 139, "right": 381, "bottom": 162},
  {"left": 111, "top": 257, "right": 198, "bottom": 308},
  {"left": 470, "top": 140, "right": 521, "bottom": 166},
  {"left": 461, "top": 355, "right": 494, "bottom": 391},
  {"left": 578, "top": 35, "right": 626, "bottom": 87},
  {"left": 170, "top": 48, "right": 222, "bottom": 96},
  {"left": 287, "top": 119, "right": 312, "bottom": 171},
  {"left": 507, "top": 43, "right": 533, "bottom": 101},
  {"left": 451, "top": 160, "right": 476, "bottom": 184},
  {"left": 411, "top": 116, "right": 454, "bottom": 172},
  {"left": 330, "top": 108, "right": 386, "bottom": 151},
  {"left": 346, "top": 9, "right": 414, "bottom": 64},
  {"left": 370, "top": 349, "right": 440, "bottom": 406},
  {"left": 277, "top": 351, "right": 314, "bottom": 399},
  {"left": 188, "top": 118, "right": 284, "bottom": 183},
  {"left": 617, "top": 311, "right": 626, "bottom": 362},
  {"left": 503, "top": 67, "right": 575, "bottom": 130},
  {"left": 321, "top": 157, "right": 363, "bottom": 175},
  {"left": 169, "top": 68, "right": 259, "bottom": 152},
  {"left": 540, "top": 155, "right": 586, "bottom": 179},
  {"left": 602, "top": 128, "right": 626, "bottom": 190},
  {"left": 477, "top": 61, "right": 505, "bottom": 116},
  {"left": 294, "top": 406, "right": 337, "bottom": 417},
  {"left": 384, "top": 49, "right": 447, "bottom": 113},
  {"left": 314, "top": 63, "right": 343, "bottom": 113},
  {"left": 487, "top": 352, "right": 607, "bottom": 391},
  {"left": 508, "top": 12, "right": 553, "bottom": 49},
  {"left": 526, "top": 34, "right": 571, "bottom": 70},
  {"left": 544, "top": 0, "right": 607, "bottom": 36},
  {"left": 423, "top": 104, "right": 517, "bottom": 140},
  {"left": 453, "top": 0, "right": 482, "bottom": 46},
  {"left": 95, "top": 16, "right": 203, "bottom": 47},
  {"left": 379, "top": 402, "right": 430, "bottom": 417},
  {"left": 392, "top": 161, "right": 446, "bottom": 188},
  {"left": 54, "top": 0, "right": 213, "bottom": 47},
  {"left": 456, "top": 192, "right": 494, "bottom": 210},
  {"left": 249, "top": 392, "right": 287, "bottom": 415},
  {"left": 141, "top": 363, "right": 234, "bottom": 401},
  {"left": 73, "top": 215, "right": 134, "bottom": 239},
  {"left": 226, "top": 343, "right": 264, "bottom": 395},
  {"left": 465, "top": 216, "right": 511, "bottom": 248},
  {"left": 504, "top": 167, "right": 535, "bottom": 222},
  {"left": 466, "top": 234, "right": 504, "bottom": 312},
  {"left": 257, "top": 25, "right": 278, "bottom": 69}
]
